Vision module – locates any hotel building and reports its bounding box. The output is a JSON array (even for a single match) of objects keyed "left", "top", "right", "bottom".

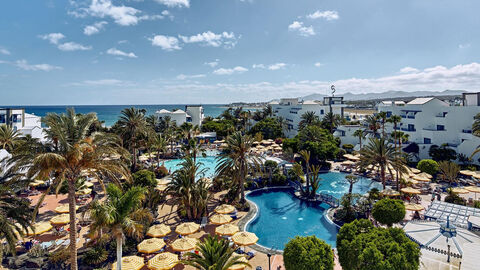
[
  {"left": 155, "top": 105, "right": 204, "bottom": 127},
  {"left": 0, "top": 108, "right": 44, "bottom": 140}
]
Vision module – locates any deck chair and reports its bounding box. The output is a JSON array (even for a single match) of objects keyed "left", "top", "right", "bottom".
[{"left": 200, "top": 216, "right": 208, "bottom": 229}]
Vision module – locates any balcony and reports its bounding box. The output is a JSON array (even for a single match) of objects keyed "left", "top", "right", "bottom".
[
  {"left": 423, "top": 128, "right": 446, "bottom": 132},
  {"left": 401, "top": 128, "right": 416, "bottom": 132},
  {"left": 462, "top": 129, "right": 473, "bottom": 134},
  {"left": 407, "top": 115, "right": 416, "bottom": 119}
]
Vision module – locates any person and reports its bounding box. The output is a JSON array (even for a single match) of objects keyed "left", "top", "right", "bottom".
[
  {"left": 24, "top": 240, "right": 33, "bottom": 251},
  {"left": 413, "top": 211, "right": 421, "bottom": 220},
  {"left": 91, "top": 189, "right": 97, "bottom": 201}
]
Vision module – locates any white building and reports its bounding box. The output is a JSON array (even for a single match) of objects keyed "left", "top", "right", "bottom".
[
  {"left": 335, "top": 93, "right": 480, "bottom": 164},
  {"left": 155, "top": 105, "right": 204, "bottom": 127},
  {"left": 271, "top": 96, "right": 346, "bottom": 138},
  {"left": 0, "top": 108, "right": 45, "bottom": 140}
]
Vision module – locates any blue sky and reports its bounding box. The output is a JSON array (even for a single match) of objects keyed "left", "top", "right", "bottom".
[{"left": 0, "top": 0, "right": 479, "bottom": 105}]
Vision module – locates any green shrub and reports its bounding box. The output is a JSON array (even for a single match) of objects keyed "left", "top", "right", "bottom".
[
  {"left": 342, "top": 144, "right": 354, "bottom": 152},
  {"left": 474, "top": 200, "right": 480, "bottom": 209},
  {"left": 337, "top": 219, "right": 420, "bottom": 270},
  {"left": 132, "top": 169, "right": 156, "bottom": 188},
  {"left": 284, "top": 235, "right": 333, "bottom": 270},
  {"left": 417, "top": 159, "right": 439, "bottom": 175},
  {"left": 82, "top": 245, "right": 108, "bottom": 265},
  {"left": 154, "top": 165, "right": 169, "bottom": 178},
  {"left": 372, "top": 198, "right": 405, "bottom": 227},
  {"left": 368, "top": 188, "right": 381, "bottom": 200},
  {"left": 336, "top": 148, "right": 347, "bottom": 160},
  {"left": 445, "top": 191, "right": 466, "bottom": 206},
  {"left": 271, "top": 173, "right": 287, "bottom": 186},
  {"left": 264, "top": 160, "right": 278, "bottom": 170}
]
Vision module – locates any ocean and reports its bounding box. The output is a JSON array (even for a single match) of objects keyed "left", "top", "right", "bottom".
[{"left": 8, "top": 105, "right": 229, "bottom": 127}]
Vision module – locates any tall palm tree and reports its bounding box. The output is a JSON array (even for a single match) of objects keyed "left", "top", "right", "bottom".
[
  {"left": 179, "top": 122, "right": 194, "bottom": 142},
  {"left": 299, "top": 150, "right": 311, "bottom": 195},
  {"left": 357, "top": 138, "right": 405, "bottom": 189},
  {"left": 0, "top": 125, "right": 20, "bottom": 152},
  {"left": 353, "top": 129, "right": 366, "bottom": 150},
  {"left": 438, "top": 161, "right": 459, "bottom": 187},
  {"left": 116, "top": 107, "right": 148, "bottom": 170},
  {"left": 89, "top": 184, "right": 152, "bottom": 270},
  {"left": 27, "top": 108, "right": 130, "bottom": 270},
  {"left": 298, "top": 111, "right": 319, "bottom": 130},
  {"left": 182, "top": 235, "right": 250, "bottom": 270},
  {"left": 376, "top": 112, "right": 388, "bottom": 137},
  {"left": 322, "top": 112, "right": 342, "bottom": 133},
  {"left": 345, "top": 175, "right": 358, "bottom": 194},
  {"left": 216, "top": 132, "right": 260, "bottom": 203},
  {"left": 149, "top": 133, "right": 167, "bottom": 169},
  {"left": 291, "top": 161, "right": 322, "bottom": 198},
  {"left": 262, "top": 105, "right": 273, "bottom": 118},
  {"left": 364, "top": 115, "right": 380, "bottom": 137},
  {"left": 182, "top": 139, "right": 206, "bottom": 164},
  {"left": 387, "top": 115, "right": 402, "bottom": 149}
]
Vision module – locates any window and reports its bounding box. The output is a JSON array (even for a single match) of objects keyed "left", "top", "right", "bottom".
[
  {"left": 424, "top": 138, "right": 431, "bottom": 144},
  {"left": 408, "top": 124, "right": 415, "bottom": 131},
  {"left": 320, "top": 109, "right": 324, "bottom": 115},
  {"left": 0, "top": 114, "right": 5, "bottom": 124},
  {"left": 386, "top": 111, "right": 392, "bottom": 117},
  {"left": 437, "top": 125, "right": 445, "bottom": 131}
]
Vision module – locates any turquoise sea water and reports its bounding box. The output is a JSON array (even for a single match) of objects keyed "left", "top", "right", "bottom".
[
  {"left": 7, "top": 105, "right": 228, "bottom": 127},
  {"left": 246, "top": 172, "right": 382, "bottom": 250}
]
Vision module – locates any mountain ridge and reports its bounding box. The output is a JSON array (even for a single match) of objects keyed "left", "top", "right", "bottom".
[{"left": 301, "top": 89, "right": 468, "bottom": 101}]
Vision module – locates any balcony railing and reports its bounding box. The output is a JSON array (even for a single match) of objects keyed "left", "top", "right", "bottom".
[
  {"left": 423, "top": 128, "right": 446, "bottom": 131},
  {"left": 401, "top": 128, "right": 416, "bottom": 132},
  {"left": 462, "top": 129, "right": 472, "bottom": 134},
  {"left": 407, "top": 115, "right": 416, "bottom": 119}
]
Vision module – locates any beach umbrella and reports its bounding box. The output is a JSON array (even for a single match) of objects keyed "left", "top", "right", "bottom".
[
  {"left": 232, "top": 232, "right": 258, "bottom": 246},
  {"left": 227, "top": 256, "right": 249, "bottom": 270},
  {"left": 29, "top": 180, "right": 45, "bottom": 187},
  {"left": 417, "top": 172, "right": 432, "bottom": 179},
  {"left": 156, "top": 185, "right": 167, "bottom": 192},
  {"left": 175, "top": 222, "right": 200, "bottom": 235},
  {"left": 450, "top": 187, "right": 469, "bottom": 194},
  {"left": 465, "top": 186, "right": 480, "bottom": 200},
  {"left": 137, "top": 238, "right": 166, "bottom": 254},
  {"left": 83, "top": 181, "right": 94, "bottom": 188},
  {"left": 215, "top": 224, "right": 240, "bottom": 236},
  {"left": 343, "top": 154, "right": 354, "bottom": 159},
  {"left": 381, "top": 189, "right": 400, "bottom": 197},
  {"left": 401, "top": 187, "right": 421, "bottom": 195},
  {"left": 111, "top": 256, "right": 144, "bottom": 270},
  {"left": 412, "top": 174, "right": 431, "bottom": 182},
  {"left": 406, "top": 178, "right": 419, "bottom": 185},
  {"left": 404, "top": 203, "right": 425, "bottom": 211},
  {"left": 25, "top": 222, "right": 53, "bottom": 236},
  {"left": 410, "top": 168, "right": 421, "bottom": 174},
  {"left": 210, "top": 214, "right": 232, "bottom": 225},
  {"left": 215, "top": 204, "right": 236, "bottom": 214},
  {"left": 157, "top": 178, "right": 170, "bottom": 185},
  {"left": 255, "top": 145, "right": 265, "bottom": 149},
  {"left": 341, "top": 160, "right": 355, "bottom": 166},
  {"left": 50, "top": 214, "right": 70, "bottom": 225},
  {"left": 54, "top": 204, "right": 79, "bottom": 214},
  {"left": 472, "top": 173, "right": 480, "bottom": 179},
  {"left": 76, "top": 188, "right": 91, "bottom": 196},
  {"left": 220, "top": 143, "right": 229, "bottom": 148},
  {"left": 147, "top": 224, "right": 171, "bottom": 238},
  {"left": 460, "top": 170, "right": 476, "bottom": 176},
  {"left": 171, "top": 237, "right": 197, "bottom": 252},
  {"left": 148, "top": 252, "right": 179, "bottom": 270}
]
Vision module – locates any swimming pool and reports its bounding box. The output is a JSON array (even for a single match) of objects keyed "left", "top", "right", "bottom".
[
  {"left": 245, "top": 172, "right": 382, "bottom": 250},
  {"left": 162, "top": 155, "right": 219, "bottom": 178}
]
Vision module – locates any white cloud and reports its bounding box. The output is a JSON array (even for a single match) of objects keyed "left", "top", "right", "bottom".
[
  {"left": 58, "top": 42, "right": 92, "bottom": 51},
  {"left": 176, "top": 74, "right": 206, "bottom": 80},
  {"left": 0, "top": 48, "right": 10, "bottom": 55},
  {"left": 83, "top": 21, "right": 107, "bottom": 35},
  {"left": 213, "top": 66, "right": 248, "bottom": 75},
  {"left": 39, "top": 33, "right": 65, "bottom": 44},
  {"left": 68, "top": 79, "right": 131, "bottom": 87},
  {"left": 205, "top": 59, "right": 219, "bottom": 67},
  {"left": 179, "top": 31, "right": 238, "bottom": 48},
  {"left": 252, "top": 63, "right": 286, "bottom": 70},
  {"left": 154, "top": 0, "right": 189, "bottom": 8},
  {"left": 307, "top": 10, "right": 339, "bottom": 21},
  {"left": 314, "top": 62, "right": 323, "bottom": 67},
  {"left": 14, "top": 59, "right": 62, "bottom": 71},
  {"left": 288, "top": 21, "right": 315, "bottom": 36},
  {"left": 150, "top": 35, "right": 181, "bottom": 51},
  {"left": 106, "top": 48, "right": 137, "bottom": 58},
  {"left": 399, "top": 66, "right": 419, "bottom": 73},
  {"left": 459, "top": 43, "right": 471, "bottom": 49}
]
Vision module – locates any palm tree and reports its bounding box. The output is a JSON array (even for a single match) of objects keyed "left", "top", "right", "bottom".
[
  {"left": 182, "top": 139, "right": 206, "bottom": 164},
  {"left": 376, "top": 112, "right": 388, "bottom": 137},
  {"left": 299, "top": 150, "right": 311, "bottom": 195},
  {"left": 89, "top": 184, "right": 152, "bottom": 270},
  {"left": 216, "top": 132, "right": 260, "bottom": 203},
  {"left": 149, "top": 133, "right": 167, "bottom": 169},
  {"left": 116, "top": 107, "right": 148, "bottom": 170},
  {"left": 387, "top": 115, "right": 402, "bottom": 149},
  {"left": 353, "top": 129, "right": 366, "bottom": 150},
  {"left": 473, "top": 112, "right": 480, "bottom": 136},
  {"left": 322, "top": 112, "right": 342, "bottom": 133},
  {"left": 345, "top": 175, "right": 358, "bottom": 194},
  {"left": 27, "top": 108, "right": 130, "bottom": 270},
  {"left": 262, "top": 105, "right": 273, "bottom": 118},
  {"left": 438, "top": 161, "right": 459, "bottom": 187},
  {"left": 364, "top": 115, "right": 380, "bottom": 137},
  {"left": 291, "top": 161, "right": 322, "bottom": 198},
  {"left": 179, "top": 122, "right": 194, "bottom": 142},
  {"left": 357, "top": 138, "right": 405, "bottom": 189},
  {"left": 298, "top": 111, "right": 319, "bottom": 130},
  {"left": 182, "top": 235, "right": 250, "bottom": 270},
  {"left": 0, "top": 125, "right": 20, "bottom": 152}
]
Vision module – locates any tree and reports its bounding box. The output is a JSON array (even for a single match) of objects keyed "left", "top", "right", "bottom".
[
  {"left": 353, "top": 129, "right": 366, "bottom": 150},
  {"left": 363, "top": 115, "right": 380, "bottom": 137},
  {"left": 416, "top": 159, "right": 439, "bottom": 175},
  {"left": 148, "top": 132, "right": 167, "bottom": 168},
  {"left": 216, "top": 132, "right": 260, "bottom": 203},
  {"left": 298, "top": 111, "right": 320, "bottom": 130},
  {"left": 438, "top": 160, "right": 459, "bottom": 187},
  {"left": 358, "top": 138, "right": 406, "bottom": 189},
  {"left": 89, "top": 184, "right": 152, "bottom": 270},
  {"left": 132, "top": 169, "right": 156, "bottom": 188},
  {"left": 283, "top": 235, "right": 333, "bottom": 270},
  {"left": 376, "top": 112, "right": 388, "bottom": 137},
  {"left": 371, "top": 198, "right": 405, "bottom": 227},
  {"left": 337, "top": 219, "right": 420, "bottom": 270},
  {"left": 387, "top": 115, "right": 402, "bottom": 149},
  {"left": 297, "top": 126, "right": 340, "bottom": 164},
  {"left": 429, "top": 144, "right": 457, "bottom": 161},
  {"left": 27, "top": 109, "right": 130, "bottom": 270},
  {"left": 321, "top": 112, "right": 342, "bottom": 133},
  {"left": 182, "top": 235, "right": 249, "bottom": 270},
  {"left": 345, "top": 175, "right": 358, "bottom": 194},
  {"left": 115, "top": 107, "right": 149, "bottom": 170},
  {"left": 248, "top": 117, "right": 284, "bottom": 139},
  {"left": 0, "top": 125, "right": 20, "bottom": 152}
]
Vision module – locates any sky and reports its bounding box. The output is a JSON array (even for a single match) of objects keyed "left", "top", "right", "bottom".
[{"left": 0, "top": 0, "right": 479, "bottom": 105}]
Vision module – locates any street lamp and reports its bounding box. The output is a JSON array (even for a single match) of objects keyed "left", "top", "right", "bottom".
[{"left": 267, "top": 253, "right": 272, "bottom": 270}]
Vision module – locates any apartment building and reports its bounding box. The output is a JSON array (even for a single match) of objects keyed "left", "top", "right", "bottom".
[
  {"left": 0, "top": 108, "right": 44, "bottom": 140},
  {"left": 155, "top": 105, "right": 204, "bottom": 127}
]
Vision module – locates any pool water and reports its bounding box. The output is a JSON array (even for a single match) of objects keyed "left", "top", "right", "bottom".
[
  {"left": 246, "top": 172, "right": 383, "bottom": 250},
  {"left": 162, "top": 156, "right": 219, "bottom": 178}
]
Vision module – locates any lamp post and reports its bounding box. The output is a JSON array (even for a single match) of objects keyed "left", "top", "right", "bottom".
[
  {"left": 267, "top": 253, "right": 272, "bottom": 270},
  {"left": 447, "top": 239, "right": 451, "bottom": 263}
]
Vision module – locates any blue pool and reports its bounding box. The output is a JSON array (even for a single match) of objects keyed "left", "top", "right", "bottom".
[
  {"left": 246, "top": 172, "right": 382, "bottom": 250},
  {"left": 162, "top": 155, "right": 219, "bottom": 177}
]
